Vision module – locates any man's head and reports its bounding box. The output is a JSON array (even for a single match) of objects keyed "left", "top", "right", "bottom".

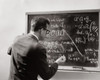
[{"left": 31, "top": 17, "right": 50, "bottom": 40}]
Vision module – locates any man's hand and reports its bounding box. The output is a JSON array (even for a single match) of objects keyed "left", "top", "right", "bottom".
[{"left": 55, "top": 55, "right": 66, "bottom": 64}]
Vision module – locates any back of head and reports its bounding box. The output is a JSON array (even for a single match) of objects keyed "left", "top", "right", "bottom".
[{"left": 31, "top": 17, "right": 50, "bottom": 32}]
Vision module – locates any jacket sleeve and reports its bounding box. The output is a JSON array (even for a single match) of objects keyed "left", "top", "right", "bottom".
[
  {"left": 7, "top": 46, "right": 12, "bottom": 55},
  {"left": 7, "top": 35, "right": 20, "bottom": 55},
  {"left": 36, "top": 44, "right": 58, "bottom": 80}
]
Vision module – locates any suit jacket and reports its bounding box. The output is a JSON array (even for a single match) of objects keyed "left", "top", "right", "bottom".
[{"left": 8, "top": 34, "right": 58, "bottom": 80}]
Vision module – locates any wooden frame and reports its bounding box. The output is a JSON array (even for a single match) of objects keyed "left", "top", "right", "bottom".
[{"left": 26, "top": 9, "right": 100, "bottom": 72}]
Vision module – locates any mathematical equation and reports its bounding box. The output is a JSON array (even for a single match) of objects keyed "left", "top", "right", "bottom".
[{"left": 74, "top": 16, "right": 98, "bottom": 44}]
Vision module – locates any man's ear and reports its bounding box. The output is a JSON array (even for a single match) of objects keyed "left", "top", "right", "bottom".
[
  {"left": 40, "top": 28, "right": 44, "bottom": 32},
  {"left": 38, "top": 29, "right": 42, "bottom": 34},
  {"left": 31, "top": 25, "right": 34, "bottom": 31}
]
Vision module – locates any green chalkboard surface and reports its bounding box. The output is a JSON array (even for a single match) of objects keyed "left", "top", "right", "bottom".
[{"left": 26, "top": 10, "right": 99, "bottom": 68}]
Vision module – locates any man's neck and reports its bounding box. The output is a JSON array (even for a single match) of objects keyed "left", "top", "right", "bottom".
[{"left": 30, "top": 31, "right": 39, "bottom": 40}]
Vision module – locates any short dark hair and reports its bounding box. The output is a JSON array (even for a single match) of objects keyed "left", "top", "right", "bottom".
[{"left": 32, "top": 17, "right": 50, "bottom": 31}]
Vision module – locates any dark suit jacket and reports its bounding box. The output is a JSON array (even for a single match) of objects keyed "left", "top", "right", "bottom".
[{"left": 8, "top": 34, "right": 58, "bottom": 80}]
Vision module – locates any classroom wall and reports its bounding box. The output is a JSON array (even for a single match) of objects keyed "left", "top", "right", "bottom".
[{"left": 0, "top": 0, "right": 100, "bottom": 80}]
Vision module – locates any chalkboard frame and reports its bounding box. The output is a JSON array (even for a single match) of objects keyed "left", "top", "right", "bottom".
[{"left": 26, "top": 9, "right": 100, "bottom": 72}]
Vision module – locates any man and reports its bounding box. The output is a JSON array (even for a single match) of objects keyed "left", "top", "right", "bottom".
[{"left": 8, "top": 17, "right": 66, "bottom": 80}]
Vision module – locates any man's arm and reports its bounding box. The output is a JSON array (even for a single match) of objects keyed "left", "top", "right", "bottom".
[
  {"left": 36, "top": 44, "right": 66, "bottom": 80},
  {"left": 35, "top": 43, "right": 58, "bottom": 80}
]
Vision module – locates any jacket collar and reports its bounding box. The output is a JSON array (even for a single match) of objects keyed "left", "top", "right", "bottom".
[{"left": 29, "top": 31, "right": 39, "bottom": 41}]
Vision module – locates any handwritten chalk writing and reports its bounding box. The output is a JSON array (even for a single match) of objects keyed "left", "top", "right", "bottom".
[
  {"left": 46, "top": 29, "right": 67, "bottom": 38},
  {"left": 87, "top": 32, "right": 96, "bottom": 42},
  {"left": 75, "top": 21, "right": 98, "bottom": 36},
  {"left": 75, "top": 37, "right": 86, "bottom": 44},
  {"left": 67, "top": 52, "right": 82, "bottom": 62},
  {"left": 75, "top": 23, "right": 90, "bottom": 29},
  {"left": 48, "top": 17, "right": 64, "bottom": 22},
  {"left": 41, "top": 40, "right": 75, "bottom": 54},
  {"left": 76, "top": 30, "right": 96, "bottom": 42},
  {"left": 84, "top": 48, "right": 98, "bottom": 64},
  {"left": 76, "top": 30, "right": 83, "bottom": 35},
  {"left": 76, "top": 31, "right": 96, "bottom": 42},
  {"left": 42, "top": 41, "right": 66, "bottom": 53},
  {"left": 74, "top": 16, "right": 91, "bottom": 23},
  {"left": 84, "top": 16, "right": 91, "bottom": 23},
  {"left": 61, "top": 41, "right": 73, "bottom": 45},
  {"left": 50, "top": 22, "right": 65, "bottom": 28},
  {"left": 90, "top": 21, "right": 99, "bottom": 36},
  {"left": 29, "top": 12, "right": 99, "bottom": 67},
  {"left": 61, "top": 41, "right": 74, "bottom": 52},
  {"left": 51, "top": 24, "right": 59, "bottom": 28},
  {"left": 85, "top": 49, "right": 98, "bottom": 56},
  {"left": 75, "top": 20, "right": 98, "bottom": 43},
  {"left": 74, "top": 16, "right": 84, "bottom": 22}
]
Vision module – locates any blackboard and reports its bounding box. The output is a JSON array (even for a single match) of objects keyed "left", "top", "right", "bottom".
[{"left": 26, "top": 10, "right": 99, "bottom": 69}]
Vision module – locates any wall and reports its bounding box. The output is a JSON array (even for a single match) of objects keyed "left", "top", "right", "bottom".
[
  {"left": 0, "top": 0, "right": 25, "bottom": 80},
  {"left": 0, "top": 0, "right": 100, "bottom": 80}
]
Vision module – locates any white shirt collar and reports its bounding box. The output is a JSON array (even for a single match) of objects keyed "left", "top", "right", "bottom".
[{"left": 30, "top": 31, "right": 39, "bottom": 40}]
